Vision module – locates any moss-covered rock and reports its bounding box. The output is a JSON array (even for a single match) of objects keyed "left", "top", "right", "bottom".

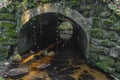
[
  {"left": 0, "top": 22, "right": 15, "bottom": 29},
  {"left": 111, "top": 22, "right": 120, "bottom": 32},
  {"left": 0, "top": 52, "right": 8, "bottom": 61},
  {"left": 79, "top": 5, "right": 93, "bottom": 12},
  {"left": 88, "top": 52, "right": 100, "bottom": 63},
  {"left": 0, "top": 7, "right": 9, "bottom": 13},
  {"left": 0, "top": 77, "right": 4, "bottom": 80},
  {"left": 99, "top": 11, "right": 112, "bottom": 18},
  {"left": 5, "top": 29, "right": 17, "bottom": 38},
  {"left": 86, "top": 0, "right": 96, "bottom": 4},
  {"left": 92, "top": 17, "right": 102, "bottom": 28},
  {"left": 89, "top": 44, "right": 109, "bottom": 54},
  {"left": 109, "top": 14, "right": 118, "bottom": 23},
  {"left": 100, "top": 39, "right": 115, "bottom": 47},
  {"left": 94, "top": 6, "right": 105, "bottom": 16},
  {"left": 83, "top": 11, "right": 92, "bottom": 17},
  {"left": 115, "top": 62, "right": 120, "bottom": 73},
  {"left": 102, "top": 19, "right": 113, "bottom": 29},
  {"left": 0, "top": 13, "right": 16, "bottom": 21},
  {"left": 90, "top": 29, "right": 106, "bottom": 39},
  {"left": 107, "top": 31, "right": 119, "bottom": 41},
  {"left": 96, "top": 61, "right": 114, "bottom": 72}
]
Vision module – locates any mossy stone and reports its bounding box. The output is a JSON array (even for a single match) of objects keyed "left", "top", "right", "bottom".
[
  {"left": 0, "top": 7, "right": 9, "bottom": 13},
  {"left": 88, "top": 52, "right": 100, "bottom": 63},
  {"left": 96, "top": 61, "right": 114, "bottom": 72},
  {"left": 90, "top": 29, "right": 106, "bottom": 39},
  {"left": 115, "top": 62, "right": 120, "bottom": 73},
  {"left": 83, "top": 11, "right": 91, "bottom": 17},
  {"left": 92, "top": 17, "right": 102, "bottom": 28},
  {"left": 109, "top": 14, "right": 118, "bottom": 23},
  {"left": 0, "top": 38, "right": 9, "bottom": 43},
  {"left": 84, "top": 0, "right": 95, "bottom": 4},
  {"left": 89, "top": 43, "right": 109, "bottom": 54},
  {"left": 0, "top": 13, "right": 15, "bottom": 21},
  {"left": 94, "top": 6, "right": 104, "bottom": 16},
  {"left": 0, "top": 52, "right": 8, "bottom": 61},
  {"left": 107, "top": 31, "right": 119, "bottom": 41},
  {"left": 111, "top": 22, "right": 120, "bottom": 32},
  {"left": 100, "top": 40, "right": 115, "bottom": 47},
  {"left": 0, "top": 22, "right": 15, "bottom": 29},
  {"left": 5, "top": 29, "right": 17, "bottom": 38},
  {"left": 99, "top": 11, "right": 112, "bottom": 18},
  {"left": 0, "top": 77, "right": 4, "bottom": 80},
  {"left": 80, "top": 5, "right": 92, "bottom": 12},
  {"left": 103, "top": 19, "right": 113, "bottom": 29}
]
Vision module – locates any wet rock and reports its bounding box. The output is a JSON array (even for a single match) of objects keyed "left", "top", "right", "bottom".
[
  {"left": 36, "top": 63, "right": 50, "bottom": 70},
  {"left": 4, "top": 62, "right": 9, "bottom": 66},
  {"left": 8, "top": 68, "right": 28, "bottom": 79},
  {"left": 12, "top": 54, "right": 22, "bottom": 61},
  {"left": 78, "top": 73, "right": 95, "bottom": 80},
  {"left": 47, "top": 51, "right": 56, "bottom": 56}
]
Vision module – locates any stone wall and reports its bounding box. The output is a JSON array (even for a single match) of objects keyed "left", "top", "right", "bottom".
[
  {"left": 72, "top": 0, "right": 120, "bottom": 79},
  {"left": 0, "top": 3, "right": 17, "bottom": 60},
  {"left": 0, "top": 0, "right": 120, "bottom": 79}
]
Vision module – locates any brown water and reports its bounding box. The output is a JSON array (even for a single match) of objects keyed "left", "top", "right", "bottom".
[{"left": 6, "top": 56, "right": 112, "bottom": 80}]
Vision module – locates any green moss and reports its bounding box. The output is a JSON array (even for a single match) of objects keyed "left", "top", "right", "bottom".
[
  {"left": 113, "top": 22, "right": 120, "bottom": 32},
  {"left": 109, "top": 14, "right": 118, "bottom": 23},
  {"left": 0, "top": 38, "right": 9, "bottom": 43},
  {"left": 0, "top": 77, "right": 4, "bottom": 80},
  {"left": 96, "top": 61, "right": 113, "bottom": 72},
  {"left": 0, "top": 14, "right": 15, "bottom": 21},
  {"left": 0, "top": 22, "right": 15, "bottom": 29},
  {"left": 91, "top": 29, "right": 105, "bottom": 39},
  {"left": 94, "top": 6, "right": 104, "bottom": 16},
  {"left": 115, "top": 62, "right": 120, "bottom": 73},
  {"left": 107, "top": 31, "right": 118, "bottom": 41},
  {"left": 88, "top": 51, "right": 100, "bottom": 63},
  {"left": 89, "top": 44, "right": 108, "bottom": 54},
  {"left": 92, "top": 17, "right": 102, "bottom": 28},
  {"left": 0, "top": 46, "right": 6, "bottom": 52},
  {"left": 5, "top": 29, "right": 17, "bottom": 37},
  {"left": 83, "top": 11, "right": 91, "bottom": 17},
  {"left": 100, "top": 55, "right": 114, "bottom": 62},
  {"left": 103, "top": 19, "right": 113, "bottom": 27},
  {"left": 0, "top": 53, "right": 8, "bottom": 61},
  {"left": 100, "top": 40, "right": 115, "bottom": 47},
  {"left": 0, "top": 7, "right": 9, "bottom": 13},
  {"left": 84, "top": 0, "right": 95, "bottom": 4},
  {"left": 80, "top": 5, "right": 92, "bottom": 12},
  {"left": 113, "top": 73, "right": 120, "bottom": 79}
]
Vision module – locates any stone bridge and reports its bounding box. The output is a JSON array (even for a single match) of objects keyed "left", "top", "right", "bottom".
[
  {"left": 19, "top": 2, "right": 92, "bottom": 59},
  {"left": 0, "top": 1, "right": 120, "bottom": 79},
  {"left": 19, "top": 2, "right": 92, "bottom": 58}
]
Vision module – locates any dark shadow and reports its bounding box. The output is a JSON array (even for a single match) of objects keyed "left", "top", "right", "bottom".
[{"left": 18, "top": 13, "right": 87, "bottom": 59}]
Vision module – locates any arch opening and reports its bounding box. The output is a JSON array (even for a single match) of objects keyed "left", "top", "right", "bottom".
[{"left": 18, "top": 13, "right": 87, "bottom": 59}]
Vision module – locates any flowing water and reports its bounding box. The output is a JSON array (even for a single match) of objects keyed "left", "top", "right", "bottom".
[{"left": 5, "top": 55, "right": 113, "bottom": 80}]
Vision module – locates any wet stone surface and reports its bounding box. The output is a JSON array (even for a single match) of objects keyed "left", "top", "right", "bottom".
[
  {"left": 0, "top": 55, "right": 115, "bottom": 80},
  {"left": 8, "top": 68, "right": 28, "bottom": 79}
]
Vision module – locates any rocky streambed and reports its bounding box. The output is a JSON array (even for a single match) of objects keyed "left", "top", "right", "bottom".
[{"left": 0, "top": 54, "right": 115, "bottom": 80}]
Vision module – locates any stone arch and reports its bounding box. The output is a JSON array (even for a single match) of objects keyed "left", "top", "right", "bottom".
[{"left": 19, "top": 3, "right": 91, "bottom": 58}]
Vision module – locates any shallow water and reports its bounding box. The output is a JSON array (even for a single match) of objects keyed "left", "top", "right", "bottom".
[{"left": 5, "top": 56, "right": 113, "bottom": 80}]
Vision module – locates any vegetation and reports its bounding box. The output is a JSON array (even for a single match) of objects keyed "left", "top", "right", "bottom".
[{"left": 90, "top": 29, "right": 105, "bottom": 39}]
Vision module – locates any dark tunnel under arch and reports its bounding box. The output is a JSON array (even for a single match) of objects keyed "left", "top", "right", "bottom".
[{"left": 18, "top": 13, "right": 87, "bottom": 59}]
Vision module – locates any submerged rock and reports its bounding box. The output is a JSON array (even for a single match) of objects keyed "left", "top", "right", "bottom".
[
  {"left": 36, "top": 63, "right": 50, "bottom": 70},
  {"left": 8, "top": 68, "right": 28, "bottom": 79},
  {"left": 78, "top": 73, "right": 95, "bottom": 80}
]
